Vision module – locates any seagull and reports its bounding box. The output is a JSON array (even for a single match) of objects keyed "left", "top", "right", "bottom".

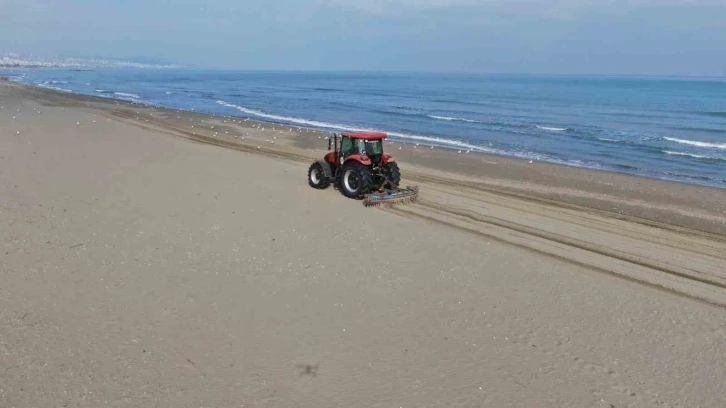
[
  {"left": 257, "top": 146, "right": 261, "bottom": 150},
  {"left": 430, "top": 146, "right": 434, "bottom": 149},
  {"left": 458, "top": 150, "right": 462, "bottom": 154},
  {"left": 16, "top": 131, "right": 20, "bottom": 135},
  {"left": 398, "top": 146, "right": 402, "bottom": 150},
  {"left": 528, "top": 160, "right": 533, "bottom": 164},
  {"left": 77, "top": 122, "right": 80, "bottom": 125},
  {"left": 466, "top": 150, "right": 470, "bottom": 153},
  {"left": 273, "top": 136, "right": 276, "bottom": 140}
]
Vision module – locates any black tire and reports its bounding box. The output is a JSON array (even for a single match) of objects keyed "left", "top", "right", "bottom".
[
  {"left": 308, "top": 162, "right": 330, "bottom": 189},
  {"left": 386, "top": 162, "right": 402, "bottom": 186},
  {"left": 338, "top": 161, "right": 373, "bottom": 199}
]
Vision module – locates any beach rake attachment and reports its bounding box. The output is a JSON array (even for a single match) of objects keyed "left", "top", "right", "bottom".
[{"left": 363, "top": 185, "right": 419, "bottom": 208}]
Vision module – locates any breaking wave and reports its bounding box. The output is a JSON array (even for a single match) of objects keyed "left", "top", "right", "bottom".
[
  {"left": 37, "top": 82, "right": 72, "bottom": 93},
  {"left": 537, "top": 125, "right": 571, "bottom": 132},
  {"left": 664, "top": 137, "right": 726, "bottom": 150},
  {"left": 114, "top": 92, "right": 140, "bottom": 99},
  {"left": 663, "top": 150, "right": 724, "bottom": 161},
  {"left": 427, "top": 115, "right": 482, "bottom": 124},
  {"left": 217, "top": 100, "right": 485, "bottom": 151}
]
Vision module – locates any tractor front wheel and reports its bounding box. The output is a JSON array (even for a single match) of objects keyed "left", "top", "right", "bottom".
[
  {"left": 339, "top": 161, "right": 373, "bottom": 199},
  {"left": 308, "top": 162, "right": 330, "bottom": 189}
]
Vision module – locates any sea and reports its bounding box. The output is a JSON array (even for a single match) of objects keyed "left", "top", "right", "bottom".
[{"left": 4, "top": 69, "right": 725, "bottom": 188}]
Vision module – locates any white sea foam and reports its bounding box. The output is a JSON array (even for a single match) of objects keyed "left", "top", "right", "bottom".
[
  {"left": 114, "top": 92, "right": 141, "bottom": 99},
  {"left": 217, "top": 100, "right": 486, "bottom": 151},
  {"left": 598, "top": 138, "right": 622, "bottom": 143},
  {"left": 36, "top": 83, "right": 72, "bottom": 93},
  {"left": 664, "top": 137, "right": 726, "bottom": 150},
  {"left": 663, "top": 150, "right": 719, "bottom": 160},
  {"left": 537, "top": 125, "right": 569, "bottom": 132},
  {"left": 427, "top": 115, "right": 481, "bottom": 124}
]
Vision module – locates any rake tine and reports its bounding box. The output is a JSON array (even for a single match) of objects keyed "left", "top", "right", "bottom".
[{"left": 363, "top": 186, "right": 418, "bottom": 208}]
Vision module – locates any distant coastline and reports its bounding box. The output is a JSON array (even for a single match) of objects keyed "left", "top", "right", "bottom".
[{"left": 0, "top": 54, "right": 180, "bottom": 69}]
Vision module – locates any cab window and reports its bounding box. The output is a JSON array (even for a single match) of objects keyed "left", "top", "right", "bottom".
[{"left": 340, "top": 137, "right": 354, "bottom": 157}]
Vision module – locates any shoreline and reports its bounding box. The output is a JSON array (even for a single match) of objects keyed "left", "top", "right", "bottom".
[
  {"left": 5, "top": 75, "right": 725, "bottom": 190},
  {"left": 6, "top": 78, "right": 724, "bottom": 236}
]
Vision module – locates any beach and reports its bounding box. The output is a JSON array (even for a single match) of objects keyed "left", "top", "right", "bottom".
[{"left": 2, "top": 79, "right": 726, "bottom": 407}]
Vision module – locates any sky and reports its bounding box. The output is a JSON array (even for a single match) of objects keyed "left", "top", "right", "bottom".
[{"left": 2, "top": 0, "right": 725, "bottom": 76}]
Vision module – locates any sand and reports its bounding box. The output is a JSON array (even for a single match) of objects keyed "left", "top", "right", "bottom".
[{"left": 1, "top": 80, "right": 725, "bottom": 407}]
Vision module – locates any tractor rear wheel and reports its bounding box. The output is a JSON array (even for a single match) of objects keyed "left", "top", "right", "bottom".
[
  {"left": 386, "top": 162, "right": 401, "bottom": 186},
  {"left": 339, "top": 161, "right": 373, "bottom": 199},
  {"left": 308, "top": 162, "right": 330, "bottom": 189}
]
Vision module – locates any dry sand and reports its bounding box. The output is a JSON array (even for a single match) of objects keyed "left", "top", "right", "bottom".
[{"left": 1, "top": 80, "right": 725, "bottom": 407}]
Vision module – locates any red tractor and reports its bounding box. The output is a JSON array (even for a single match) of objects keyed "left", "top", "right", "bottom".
[{"left": 308, "top": 131, "right": 402, "bottom": 199}]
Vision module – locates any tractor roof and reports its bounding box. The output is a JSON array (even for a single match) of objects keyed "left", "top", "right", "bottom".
[{"left": 341, "top": 131, "right": 387, "bottom": 140}]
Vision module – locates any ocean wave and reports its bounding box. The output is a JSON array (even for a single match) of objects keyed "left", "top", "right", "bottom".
[
  {"left": 664, "top": 171, "right": 715, "bottom": 182},
  {"left": 537, "top": 125, "right": 571, "bottom": 132},
  {"left": 114, "top": 92, "right": 140, "bottom": 99},
  {"left": 662, "top": 150, "right": 724, "bottom": 161},
  {"left": 36, "top": 83, "right": 72, "bottom": 93},
  {"left": 95, "top": 89, "right": 112, "bottom": 94},
  {"left": 597, "top": 137, "right": 624, "bottom": 143},
  {"left": 427, "top": 115, "right": 482, "bottom": 124},
  {"left": 664, "top": 137, "right": 726, "bottom": 150},
  {"left": 216, "top": 100, "right": 487, "bottom": 151}
]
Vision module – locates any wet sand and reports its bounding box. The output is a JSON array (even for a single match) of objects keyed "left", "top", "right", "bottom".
[{"left": 2, "top": 80, "right": 725, "bottom": 407}]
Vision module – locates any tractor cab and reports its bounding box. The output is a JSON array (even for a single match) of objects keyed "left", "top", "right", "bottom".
[{"left": 327, "top": 131, "right": 387, "bottom": 165}]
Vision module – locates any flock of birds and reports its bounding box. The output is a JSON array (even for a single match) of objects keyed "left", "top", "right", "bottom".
[
  {"left": 6, "top": 104, "right": 492, "bottom": 158},
  {"left": 170, "top": 112, "right": 477, "bottom": 154}
]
